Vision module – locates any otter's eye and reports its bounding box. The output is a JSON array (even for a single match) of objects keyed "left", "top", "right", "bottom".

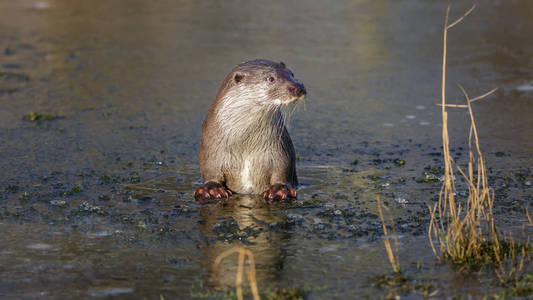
[{"left": 268, "top": 76, "right": 275, "bottom": 82}]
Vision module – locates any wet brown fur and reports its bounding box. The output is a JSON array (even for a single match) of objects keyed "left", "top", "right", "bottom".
[{"left": 198, "top": 59, "right": 305, "bottom": 197}]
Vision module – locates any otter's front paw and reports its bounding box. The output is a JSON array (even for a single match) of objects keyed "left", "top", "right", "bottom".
[
  {"left": 261, "top": 184, "right": 297, "bottom": 202},
  {"left": 195, "top": 181, "right": 232, "bottom": 201}
]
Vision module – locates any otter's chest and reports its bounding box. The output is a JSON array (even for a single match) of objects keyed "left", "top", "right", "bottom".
[
  {"left": 240, "top": 158, "right": 254, "bottom": 192},
  {"left": 237, "top": 155, "right": 270, "bottom": 194}
]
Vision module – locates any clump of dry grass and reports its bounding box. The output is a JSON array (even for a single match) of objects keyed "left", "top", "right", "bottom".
[
  {"left": 492, "top": 232, "right": 529, "bottom": 283},
  {"left": 428, "top": 3, "right": 493, "bottom": 266},
  {"left": 427, "top": 4, "right": 530, "bottom": 282},
  {"left": 215, "top": 247, "right": 260, "bottom": 300},
  {"left": 377, "top": 196, "right": 401, "bottom": 274}
]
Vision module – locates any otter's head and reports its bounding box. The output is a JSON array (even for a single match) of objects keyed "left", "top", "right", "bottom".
[{"left": 217, "top": 59, "right": 306, "bottom": 111}]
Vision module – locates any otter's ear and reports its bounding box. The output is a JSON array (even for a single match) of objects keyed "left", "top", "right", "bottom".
[{"left": 233, "top": 72, "right": 244, "bottom": 84}]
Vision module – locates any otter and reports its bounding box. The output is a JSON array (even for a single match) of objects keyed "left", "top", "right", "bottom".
[{"left": 195, "top": 59, "right": 306, "bottom": 201}]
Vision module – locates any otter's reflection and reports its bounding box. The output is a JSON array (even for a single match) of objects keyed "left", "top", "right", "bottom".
[{"left": 199, "top": 195, "right": 290, "bottom": 287}]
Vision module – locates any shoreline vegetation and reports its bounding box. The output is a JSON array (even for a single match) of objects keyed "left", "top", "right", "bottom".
[
  {"left": 375, "top": 5, "right": 532, "bottom": 298},
  {"left": 427, "top": 4, "right": 530, "bottom": 281}
]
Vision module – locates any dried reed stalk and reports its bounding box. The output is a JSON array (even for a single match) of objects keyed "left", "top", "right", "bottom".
[
  {"left": 526, "top": 208, "right": 533, "bottom": 227},
  {"left": 377, "top": 196, "right": 401, "bottom": 274}
]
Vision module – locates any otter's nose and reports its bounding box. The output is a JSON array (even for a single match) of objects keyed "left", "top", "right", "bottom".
[{"left": 288, "top": 82, "right": 306, "bottom": 97}]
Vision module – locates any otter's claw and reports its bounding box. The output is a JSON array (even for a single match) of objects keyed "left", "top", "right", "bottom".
[
  {"left": 195, "top": 181, "right": 232, "bottom": 201},
  {"left": 261, "top": 184, "right": 297, "bottom": 202}
]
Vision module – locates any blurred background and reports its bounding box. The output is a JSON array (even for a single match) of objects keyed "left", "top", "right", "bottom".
[{"left": 0, "top": 0, "right": 531, "bottom": 298}]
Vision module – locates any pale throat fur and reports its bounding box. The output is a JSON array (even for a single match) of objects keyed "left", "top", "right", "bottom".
[{"left": 214, "top": 86, "right": 289, "bottom": 193}]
